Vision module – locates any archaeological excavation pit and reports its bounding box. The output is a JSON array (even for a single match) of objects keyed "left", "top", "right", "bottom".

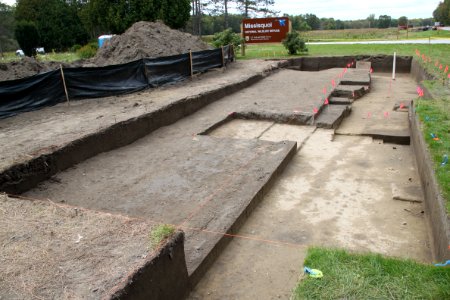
[{"left": 1, "top": 56, "right": 446, "bottom": 299}]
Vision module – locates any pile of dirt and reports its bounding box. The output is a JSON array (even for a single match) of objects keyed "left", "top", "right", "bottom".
[
  {"left": 92, "top": 21, "right": 211, "bottom": 66},
  {"left": 0, "top": 57, "right": 77, "bottom": 82},
  {"left": 0, "top": 22, "right": 210, "bottom": 81}
]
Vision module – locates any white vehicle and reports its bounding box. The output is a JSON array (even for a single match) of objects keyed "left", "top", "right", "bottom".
[
  {"left": 15, "top": 49, "right": 25, "bottom": 57},
  {"left": 35, "top": 47, "right": 45, "bottom": 54}
]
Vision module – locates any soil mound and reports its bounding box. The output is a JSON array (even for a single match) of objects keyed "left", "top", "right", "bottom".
[
  {"left": 0, "top": 57, "right": 49, "bottom": 82},
  {"left": 0, "top": 57, "right": 77, "bottom": 82},
  {"left": 93, "top": 21, "right": 211, "bottom": 66}
]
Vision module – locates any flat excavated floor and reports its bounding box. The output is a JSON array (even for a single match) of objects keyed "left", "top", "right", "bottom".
[
  {"left": 189, "top": 74, "right": 430, "bottom": 299},
  {"left": 22, "top": 67, "right": 348, "bottom": 278}
]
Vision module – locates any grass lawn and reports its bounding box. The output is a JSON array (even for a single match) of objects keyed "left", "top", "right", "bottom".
[
  {"left": 1, "top": 51, "right": 79, "bottom": 63},
  {"left": 416, "top": 82, "right": 450, "bottom": 213},
  {"left": 301, "top": 28, "right": 450, "bottom": 42},
  {"left": 238, "top": 43, "right": 450, "bottom": 77},
  {"left": 293, "top": 247, "right": 450, "bottom": 300}
]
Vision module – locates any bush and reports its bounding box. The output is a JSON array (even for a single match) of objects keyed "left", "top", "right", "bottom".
[
  {"left": 88, "top": 42, "right": 99, "bottom": 50},
  {"left": 282, "top": 31, "right": 308, "bottom": 55},
  {"left": 70, "top": 44, "right": 82, "bottom": 53},
  {"left": 76, "top": 44, "right": 97, "bottom": 59},
  {"left": 212, "top": 28, "right": 243, "bottom": 49}
]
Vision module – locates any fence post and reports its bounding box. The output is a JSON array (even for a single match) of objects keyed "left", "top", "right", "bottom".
[
  {"left": 221, "top": 46, "right": 225, "bottom": 67},
  {"left": 142, "top": 58, "right": 150, "bottom": 86},
  {"left": 189, "top": 50, "right": 194, "bottom": 79},
  {"left": 231, "top": 44, "right": 235, "bottom": 61},
  {"left": 60, "top": 64, "right": 70, "bottom": 106}
]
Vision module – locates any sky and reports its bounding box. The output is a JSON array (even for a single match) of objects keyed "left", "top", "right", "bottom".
[
  {"left": 270, "top": 0, "right": 440, "bottom": 20},
  {"left": 1, "top": 0, "right": 441, "bottom": 20}
]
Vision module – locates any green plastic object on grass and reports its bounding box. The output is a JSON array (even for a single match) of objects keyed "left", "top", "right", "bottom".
[{"left": 304, "top": 266, "right": 323, "bottom": 278}]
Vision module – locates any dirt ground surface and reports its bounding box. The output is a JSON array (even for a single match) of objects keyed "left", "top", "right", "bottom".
[
  {"left": 22, "top": 66, "right": 346, "bottom": 277},
  {"left": 0, "top": 194, "right": 154, "bottom": 299},
  {"left": 189, "top": 74, "right": 431, "bottom": 299}
]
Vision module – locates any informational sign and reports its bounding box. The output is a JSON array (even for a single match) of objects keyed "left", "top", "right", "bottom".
[{"left": 242, "top": 17, "right": 290, "bottom": 44}]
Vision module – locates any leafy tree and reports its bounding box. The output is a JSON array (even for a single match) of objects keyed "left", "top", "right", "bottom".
[
  {"left": 236, "top": 0, "right": 275, "bottom": 18},
  {"left": 15, "top": 20, "right": 40, "bottom": 56},
  {"left": 304, "top": 14, "right": 320, "bottom": 30},
  {"left": 378, "top": 15, "right": 392, "bottom": 28},
  {"left": 206, "top": 0, "right": 232, "bottom": 28},
  {"left": 15, "top": 0, "right": 88, "bottom": 51},
  {"left": 367, "top": 14, "right": 376, "bottom": 28},
  {"left": 433, "top": 0, "right": 450, "bottom": 25},
  {"left": 282, "top": 31, "right": 307, "bottom": 55},
  {"left": 161, "top": 0, "right": 190, "bottom": 28},
  {"left": 79, "top": 0, "right": 190, "bottom": 37},
  {"left": 335, "top": 20, "right": 345, "bottom": 30},
  {"left": 321, "top": 18, "right": 336, "bottom": 30},
  {"left": 0, "top": 3, "right": 17, "bottom": 55},
  {"left": 398, "top": 16, "right": 408, "bottom": 26}
]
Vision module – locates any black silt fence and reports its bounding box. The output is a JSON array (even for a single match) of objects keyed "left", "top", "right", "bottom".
[
  {"left": 0, "top": 45, "right": 235, "bottom": 119},
  {"left": 64, "top": 60, "right": 148, "bottom": 99}
]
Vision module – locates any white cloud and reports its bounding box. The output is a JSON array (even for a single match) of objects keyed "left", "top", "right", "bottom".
[{"left": 1, "top": 0, "right": 15, "bottom": 5}]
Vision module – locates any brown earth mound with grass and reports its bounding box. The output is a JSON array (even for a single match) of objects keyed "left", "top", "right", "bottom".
[
  {"left": 0, "top": 21, "right": 210, "bottom": 81},
  {"left": 0, "top": 57, "right": 80, "bottom": 82},
  {"left": 92, "top": 21, "right": 211, "bottom": 66}
]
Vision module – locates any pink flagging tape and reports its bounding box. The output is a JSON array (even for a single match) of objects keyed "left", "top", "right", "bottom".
[
  {"left": 324, "top": 98, "right": 329, "bottom": 105},
  {"left": 384, "top": 111, "right": 389, "bottom": 118},
  {"left": 400, "top": 103, "right": 405, "bottom": 109},
  {"left": 313, "top": 107, "right": 319, "bottom": 114}
]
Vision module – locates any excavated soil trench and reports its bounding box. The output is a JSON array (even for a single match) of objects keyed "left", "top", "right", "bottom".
[
  {"left": 189, "top": 73, "right": 431, "bottom": 299},
  {"left": 1, "top": 58, "right": 433, "bottom": 297}
]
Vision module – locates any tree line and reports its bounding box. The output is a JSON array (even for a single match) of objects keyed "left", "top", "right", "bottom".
[
  {"left": 0, "top": 0, "right": 447, "bottom": 55},
  {"left": 1, "top": 0, "right": 191, "bottom": 55},
  {"left": 434, "top": 0, "right": 450, "bottom": 25}
]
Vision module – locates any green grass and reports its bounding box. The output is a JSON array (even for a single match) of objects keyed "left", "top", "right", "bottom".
[
  {"left": 301, "top": 28, "right": 450, "bottom": 42},
  {"left": 415, "top": 82, "right": 450, "bottom": 213},
  {"left": 293, "top": 247, "right": 450, "bottom": 300},
  {"left": 149, "top": 224, "right": 175, "bottom": 249},
  {"left": 239, "top": 44, "right": 450, "bottom": 78},
  {"left": 0, "top": 51, "right": 80, "bottom": 63}
]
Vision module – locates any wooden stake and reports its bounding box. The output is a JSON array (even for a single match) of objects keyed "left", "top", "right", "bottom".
[
  {"left": 189, "top": 50, "right": 194, "bottom": 79},
  {"left": 221, "top": 46, "right": 225, "bottom": 67},
  {"left": 60, "top": 64, "right": 70, "bottom": 106},
  {"left": 231, "top": 44, "right": 235, "bottom": 61}
]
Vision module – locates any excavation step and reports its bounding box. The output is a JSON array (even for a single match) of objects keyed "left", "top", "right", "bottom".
[
  {"left": 329, "top": 97, "right": 353, "bottom": 105},
  {"left": 315, "top": 105, "right": 351, "bottom": 129},
  {"left": 332, "top": 85, "right": 369, "bottom": 100},
  {"left": 341, "top": 69, "right": 371, "bottom": 86}
]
